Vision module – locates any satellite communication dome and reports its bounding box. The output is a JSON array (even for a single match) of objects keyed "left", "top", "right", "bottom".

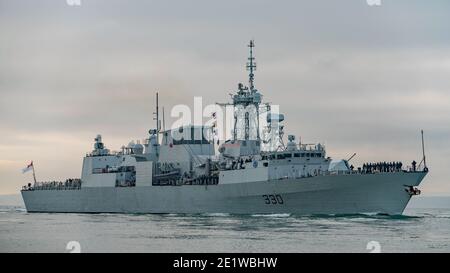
[{"left": 133, "top": 143, "right": 144, "bottom": 155}]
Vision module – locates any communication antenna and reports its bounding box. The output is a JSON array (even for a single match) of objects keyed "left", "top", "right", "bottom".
[
  {"left": 246, "top": 40, "right": 257, "bottom": 90},
  {"left": 162, "top": 107, "right": 166, "bottom": 132},
  {"left": 153, "top": 92, "right": 160, "bottom": 133}
]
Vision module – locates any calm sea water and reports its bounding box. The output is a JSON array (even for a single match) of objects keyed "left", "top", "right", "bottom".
[{"left": 1, "top": 195, "right": 449, "bottom": 253}]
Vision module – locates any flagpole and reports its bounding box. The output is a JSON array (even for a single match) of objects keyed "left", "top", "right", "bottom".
[
  {"left": 421, "top": 130, "right": 427, "bottom": 170},
  {"left": 32, "top": 162, "right": 37, "bottom": 185}
]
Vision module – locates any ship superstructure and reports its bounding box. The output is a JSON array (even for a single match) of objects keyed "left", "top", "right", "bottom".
[{"left": 21, "top": 41, "right": 428, "bottom": 215}]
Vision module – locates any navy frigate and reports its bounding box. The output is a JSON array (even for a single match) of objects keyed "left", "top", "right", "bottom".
[{"left": 21, "top": 41, "right": 428, "bottom": 215}]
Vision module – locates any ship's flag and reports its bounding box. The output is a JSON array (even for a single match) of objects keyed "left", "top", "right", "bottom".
[{"left": 22, "top": 161, "right": 33, "bottom": 174}]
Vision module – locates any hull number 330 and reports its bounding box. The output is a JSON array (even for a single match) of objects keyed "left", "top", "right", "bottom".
[{"left": 262, "top": 194, "right": 284, "bottom": 205}]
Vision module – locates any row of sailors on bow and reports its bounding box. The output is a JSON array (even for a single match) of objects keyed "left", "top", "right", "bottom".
[
  {"left": 23, "top": 179, "right": 82, "bottom": 191},
  {"left": 362, "top": 162, "right": 403, "bottom": 173}
]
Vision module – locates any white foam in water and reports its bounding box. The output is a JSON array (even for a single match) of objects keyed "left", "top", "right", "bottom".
[
  {"left": 202, "top": 213, "right": 230, "bottom": 217},
  {"left": 251, "top": 213, "right": 291, "bottom": 218}
]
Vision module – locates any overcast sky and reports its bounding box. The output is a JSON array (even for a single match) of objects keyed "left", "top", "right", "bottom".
[{"left": 1, "top": 0, "right": 449, "bottom": 195}]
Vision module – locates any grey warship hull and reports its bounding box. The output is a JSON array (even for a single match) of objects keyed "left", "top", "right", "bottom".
[{"left": 22, "top": 171, "right": 426, "bottom": 215}]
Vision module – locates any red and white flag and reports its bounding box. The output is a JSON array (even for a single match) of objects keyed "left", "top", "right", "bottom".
[{"left": 22, "top": 161, "right": 33, "bottom": 174}]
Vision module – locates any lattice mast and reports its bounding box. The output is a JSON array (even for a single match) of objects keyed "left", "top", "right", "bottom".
[{"left": 216, "top": 40, "right": 263, "bottom": 143}]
